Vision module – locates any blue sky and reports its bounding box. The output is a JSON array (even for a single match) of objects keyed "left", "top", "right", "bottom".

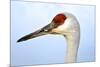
[{"left": 11, "top": 1, "right": 95, "bottom": 66}]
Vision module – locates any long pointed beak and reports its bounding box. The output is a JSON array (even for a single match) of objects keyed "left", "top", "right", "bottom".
[{"left": 17, "top": 23, "right": 54, "bottom": 42}]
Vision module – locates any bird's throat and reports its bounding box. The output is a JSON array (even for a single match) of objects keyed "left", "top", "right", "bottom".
[{"left": 64, "top": 32, "right": 80, "bottom": 63}]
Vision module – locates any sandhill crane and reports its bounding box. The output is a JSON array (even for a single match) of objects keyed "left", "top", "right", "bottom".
[{"left": 17, "top": 12, "right": 80, "bottom": 63}]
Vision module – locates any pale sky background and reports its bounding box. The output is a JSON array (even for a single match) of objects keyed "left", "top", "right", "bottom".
[{"left": 11, "top": 0, "right": 95, "bottom": 66}]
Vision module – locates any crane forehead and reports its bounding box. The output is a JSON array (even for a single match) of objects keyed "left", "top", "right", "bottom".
[{"left": 53, "top": 13, "right": 67, "bottom": 27}]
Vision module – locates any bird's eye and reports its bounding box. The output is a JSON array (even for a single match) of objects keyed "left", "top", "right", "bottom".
[{"left": 44, "top": 29, "right": 48, "bottom": 32}]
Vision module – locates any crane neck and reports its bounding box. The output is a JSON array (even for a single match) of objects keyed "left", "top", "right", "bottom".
[{"left": 64, "top": 32, "right": 80, "bottom": 63}]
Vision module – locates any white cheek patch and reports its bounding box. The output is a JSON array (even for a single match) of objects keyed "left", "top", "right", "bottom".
[{"left": 56, "top": 18, "right": 71, "bottom": 32}]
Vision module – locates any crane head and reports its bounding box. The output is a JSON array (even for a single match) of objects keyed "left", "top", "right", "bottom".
[{"left": 17, "top": 12, "right": 79, "bottom": 42}]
